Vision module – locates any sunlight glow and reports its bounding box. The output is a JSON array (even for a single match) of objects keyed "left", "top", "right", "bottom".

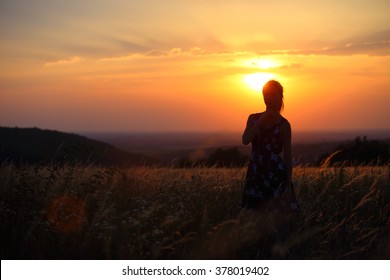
[
  {"left": 244, "top": 72, "right": 275, "bottom": 91},
  {"left": 244, "top": 59, "right": 279, "bottom": 69}
]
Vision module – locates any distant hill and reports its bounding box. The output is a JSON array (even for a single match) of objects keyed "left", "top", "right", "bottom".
[{"left": 0, "top": 127, "right": 148, "bottom": 166}]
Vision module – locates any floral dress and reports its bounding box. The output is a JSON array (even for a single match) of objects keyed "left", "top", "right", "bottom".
[{"left": 242, "top": 113, "right": 299, "bottom": 213}]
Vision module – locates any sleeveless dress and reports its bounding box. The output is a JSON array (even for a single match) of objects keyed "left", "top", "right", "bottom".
[{"left": 242, "top": 113, "right": 299, "bottom": 213}]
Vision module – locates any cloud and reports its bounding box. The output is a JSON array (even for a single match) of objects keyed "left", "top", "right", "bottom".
[
  {"left": 44, "top": 56, "right": 83, "bottom": 67},
  {"left": 98, "top": 47, "right": 215, "bottom": 62},
  {"left": 255, "top": 41, "right": 390, "bottom": 57},
  {"left": 256, "top": 30, "right": 390, "bottom": 57},
  {"left": 320, "top": 40, "right": 390, "bottom": 56}
]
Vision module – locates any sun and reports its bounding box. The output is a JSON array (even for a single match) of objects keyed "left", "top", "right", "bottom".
[{"left": 244, "top": 72, "right": 275, "bottom": 91}]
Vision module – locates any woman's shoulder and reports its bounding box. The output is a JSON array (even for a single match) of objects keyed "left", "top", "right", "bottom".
[
  {"left": 280, "top": 117, "right": 291, "bottom": 131},
  {"left": 279, "top": 116, "right": 289, "bottom": 124},
  {"left": 248, "top": 112, "right": 263, "bottom": 119},
  {"left": 246, "top": 112, "right": 263, "bottom": 125}
]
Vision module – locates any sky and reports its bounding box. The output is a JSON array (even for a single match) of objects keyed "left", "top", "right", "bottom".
[{"left": 1, "top": 0, "right": 390, "bottom": 133}]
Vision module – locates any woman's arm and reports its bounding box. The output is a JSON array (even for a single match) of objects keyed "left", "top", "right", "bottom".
[
  {"left": 282, "top": 121, "right": 292, "bottom": 185},
  {"left": 242, "top": 114, "right": 259, "bottom": 145}
]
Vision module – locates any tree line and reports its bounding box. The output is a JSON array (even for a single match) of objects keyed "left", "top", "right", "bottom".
[{"left": 175, "top": 136, "right": 390, "bottom": 168}]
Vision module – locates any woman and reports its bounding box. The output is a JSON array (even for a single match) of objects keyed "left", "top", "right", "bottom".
[{"left": 242, "top": 80, "right": 299, "bottom": 213}]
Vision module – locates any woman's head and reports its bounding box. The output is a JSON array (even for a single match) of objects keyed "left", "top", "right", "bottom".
[{"left": 262, "top": 80, "right": 284, "bottom": 112}]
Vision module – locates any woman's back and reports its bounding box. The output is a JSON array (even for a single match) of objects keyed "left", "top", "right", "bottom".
[{"left": 249, "top": 112, "right": 286, "bottom": 157}]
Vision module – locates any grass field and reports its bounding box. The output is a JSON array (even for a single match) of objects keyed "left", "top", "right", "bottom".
[{"left": 1, "top": 163, "right": 389, "bottom": 259}]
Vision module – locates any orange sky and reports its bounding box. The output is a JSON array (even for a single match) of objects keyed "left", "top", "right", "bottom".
[{"left": 1, "top": 0, "right": 390, "bottom": 133}]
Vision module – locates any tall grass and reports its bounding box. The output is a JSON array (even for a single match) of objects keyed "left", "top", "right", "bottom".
[{"left": 0, "top": 163, "right": 389, "bottom": 259}]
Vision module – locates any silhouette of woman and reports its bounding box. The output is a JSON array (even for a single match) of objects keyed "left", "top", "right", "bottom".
[{"left": 242, "top": 80, "right": 299, "bottom": 213}]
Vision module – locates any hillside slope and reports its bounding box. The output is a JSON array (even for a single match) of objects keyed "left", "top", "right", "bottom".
[{"left": 0, "top": 127, "right": 147, "bottom": 165}]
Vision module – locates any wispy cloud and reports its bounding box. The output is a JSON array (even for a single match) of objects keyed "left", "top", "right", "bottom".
[
  {"left": 256, "top": 30, "right": 390, "bottom": 57},
  {"left": 44, "top": 56, "right": 83, "bottom": 67},
  {"left": 97, "top": 30, "right": 390, "bottom": 63},
  {"left": 98, "top": 47, "right": 215, "bottom": 62},
  {"left": 319, "top": 40, "right": 390, "bottom": 56},
  {"left": 255, "top": 41, "right": 390, "bottom": 57}
]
